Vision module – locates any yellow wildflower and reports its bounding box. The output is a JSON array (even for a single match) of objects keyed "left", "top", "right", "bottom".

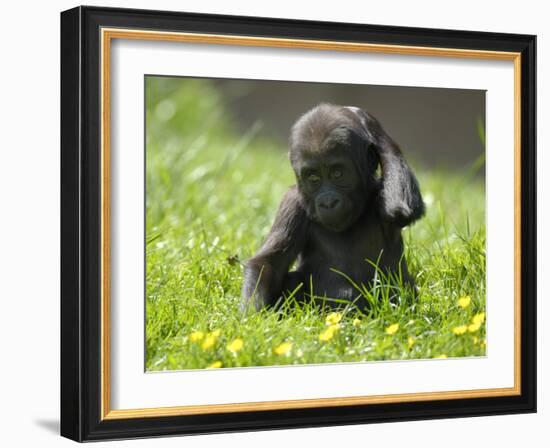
[
  {"left": 385, "top": 323, "right": 399, "bottom": 335},
  {"left": 325, "top": 312, "right": 343, "bottom": 326},
  {"left": 201, "top": 330, "right": 220, "bottom": 350},
  {"left": 457, "top": 296, "right": 471, "bottom": 309},
  {"left": 189, "top": 331, "right": 204, "bottom": 342},
  {"left": 274, "top": 341, "right": 293, "bottom": 355},
  {"left": 468, "top": 322, "right": 481, "bottom": 333},
  {"left": 480, "top": 339, "right": 486, "bottom": 348},
  {"left": 472, "top": 313, "right": 485, "bottom": 325},
  {"left": 352, "top": 318, "right": 361, "bottom": 327},
  {"left": 227, "top": 338, "right": 244, "bottom": 353},
  {"left": 473, "top": 336, "right": 479, "bottom": 345},
  {"left": 207, "top": 361, "right": 222, "bottom": 369},
  {"left": 319, "top": 324, "right": 340, "bottom": 342},
  {"left": 434, "top": 354, "right": 447, "bottom": 359},
  {"left": 453, "top": 325, "right": 468, "bottom": 335},
  {"left": 468, "top": 313, "right": 485, "bottom": 333},
  {"left": 201, "top": 335, "right": 216, "bottom": 350},
  {"left": 408, "top": 336, "right": 415, "bottom": 349}
]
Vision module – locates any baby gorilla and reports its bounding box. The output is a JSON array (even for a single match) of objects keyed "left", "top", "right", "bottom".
[{"left": 241, "top": 104, "right": 424, "bottom": 310}]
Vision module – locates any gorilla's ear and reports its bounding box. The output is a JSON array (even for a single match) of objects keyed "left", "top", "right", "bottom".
[{"left": 345, "top": 106, "right": 425, "bottom": 227}]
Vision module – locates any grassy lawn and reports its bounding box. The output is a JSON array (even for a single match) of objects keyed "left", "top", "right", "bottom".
[{"left": 145, "top": 77, "right": 486, "bottom": 371}]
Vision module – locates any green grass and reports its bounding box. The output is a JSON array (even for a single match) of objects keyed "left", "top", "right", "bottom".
[{"left": 145, "top": 77, "right": 486, "bottom": 371}]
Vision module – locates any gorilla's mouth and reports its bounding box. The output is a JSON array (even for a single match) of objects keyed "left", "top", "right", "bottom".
[{"left": 317, "top": 210, "right": 354, "bottom": 232}]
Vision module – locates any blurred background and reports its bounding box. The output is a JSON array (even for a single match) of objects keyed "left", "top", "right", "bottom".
[
  {"left": 212, "top": 78, "right": 484, "bottom": 169},
  {"left": 148, "top": 76, "right": 485, "bottom": 171}
]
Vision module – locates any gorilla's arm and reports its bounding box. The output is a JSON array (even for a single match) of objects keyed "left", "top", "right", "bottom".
[
  {"left": 241, "top": 186, "right": 309, "bottom": 310},
  {"left": 347, "top": 107, "right": 425, "bottom": 228},
  {"left": 375, "top": 133, "right": 425, "bottom": 228}
]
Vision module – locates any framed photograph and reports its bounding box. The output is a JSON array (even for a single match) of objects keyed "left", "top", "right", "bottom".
[{"left": 60, "top": 6, "right": 536, "bottom": 442}]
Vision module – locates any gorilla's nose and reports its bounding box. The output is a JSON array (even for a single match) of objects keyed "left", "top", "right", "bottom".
[{"left": 319, "top": 196, "right": 341, "bottom": 210}]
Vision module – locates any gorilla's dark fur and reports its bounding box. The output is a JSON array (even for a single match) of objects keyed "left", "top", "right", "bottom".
[{"left": 241, "top": 104, "right": 425, "bottom": 310}]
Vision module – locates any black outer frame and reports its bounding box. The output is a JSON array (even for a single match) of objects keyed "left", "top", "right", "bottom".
[{"left": 60, "top": 5, "right": 537, "bottom": 442}]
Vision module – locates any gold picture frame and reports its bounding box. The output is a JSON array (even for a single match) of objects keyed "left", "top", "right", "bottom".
[{"left": 61, "top": 5, "right": 536, "bottom": 442}]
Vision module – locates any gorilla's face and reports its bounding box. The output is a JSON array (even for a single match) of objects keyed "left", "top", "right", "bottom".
[{"left": 296, "top": 150, "right": 364, "bottom": 232}]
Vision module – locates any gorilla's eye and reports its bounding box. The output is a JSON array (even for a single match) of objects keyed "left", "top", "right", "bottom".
[
  {"left": 306, "top": 173, "right": 321, "bottom": 183},
  {"left": 332, "top": 169, "right": 343, "bottom": 179}
]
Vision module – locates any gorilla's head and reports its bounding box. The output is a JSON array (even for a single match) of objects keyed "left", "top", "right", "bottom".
[{"left": 289, "top": 103, "right": 380, "bottom": 232}]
